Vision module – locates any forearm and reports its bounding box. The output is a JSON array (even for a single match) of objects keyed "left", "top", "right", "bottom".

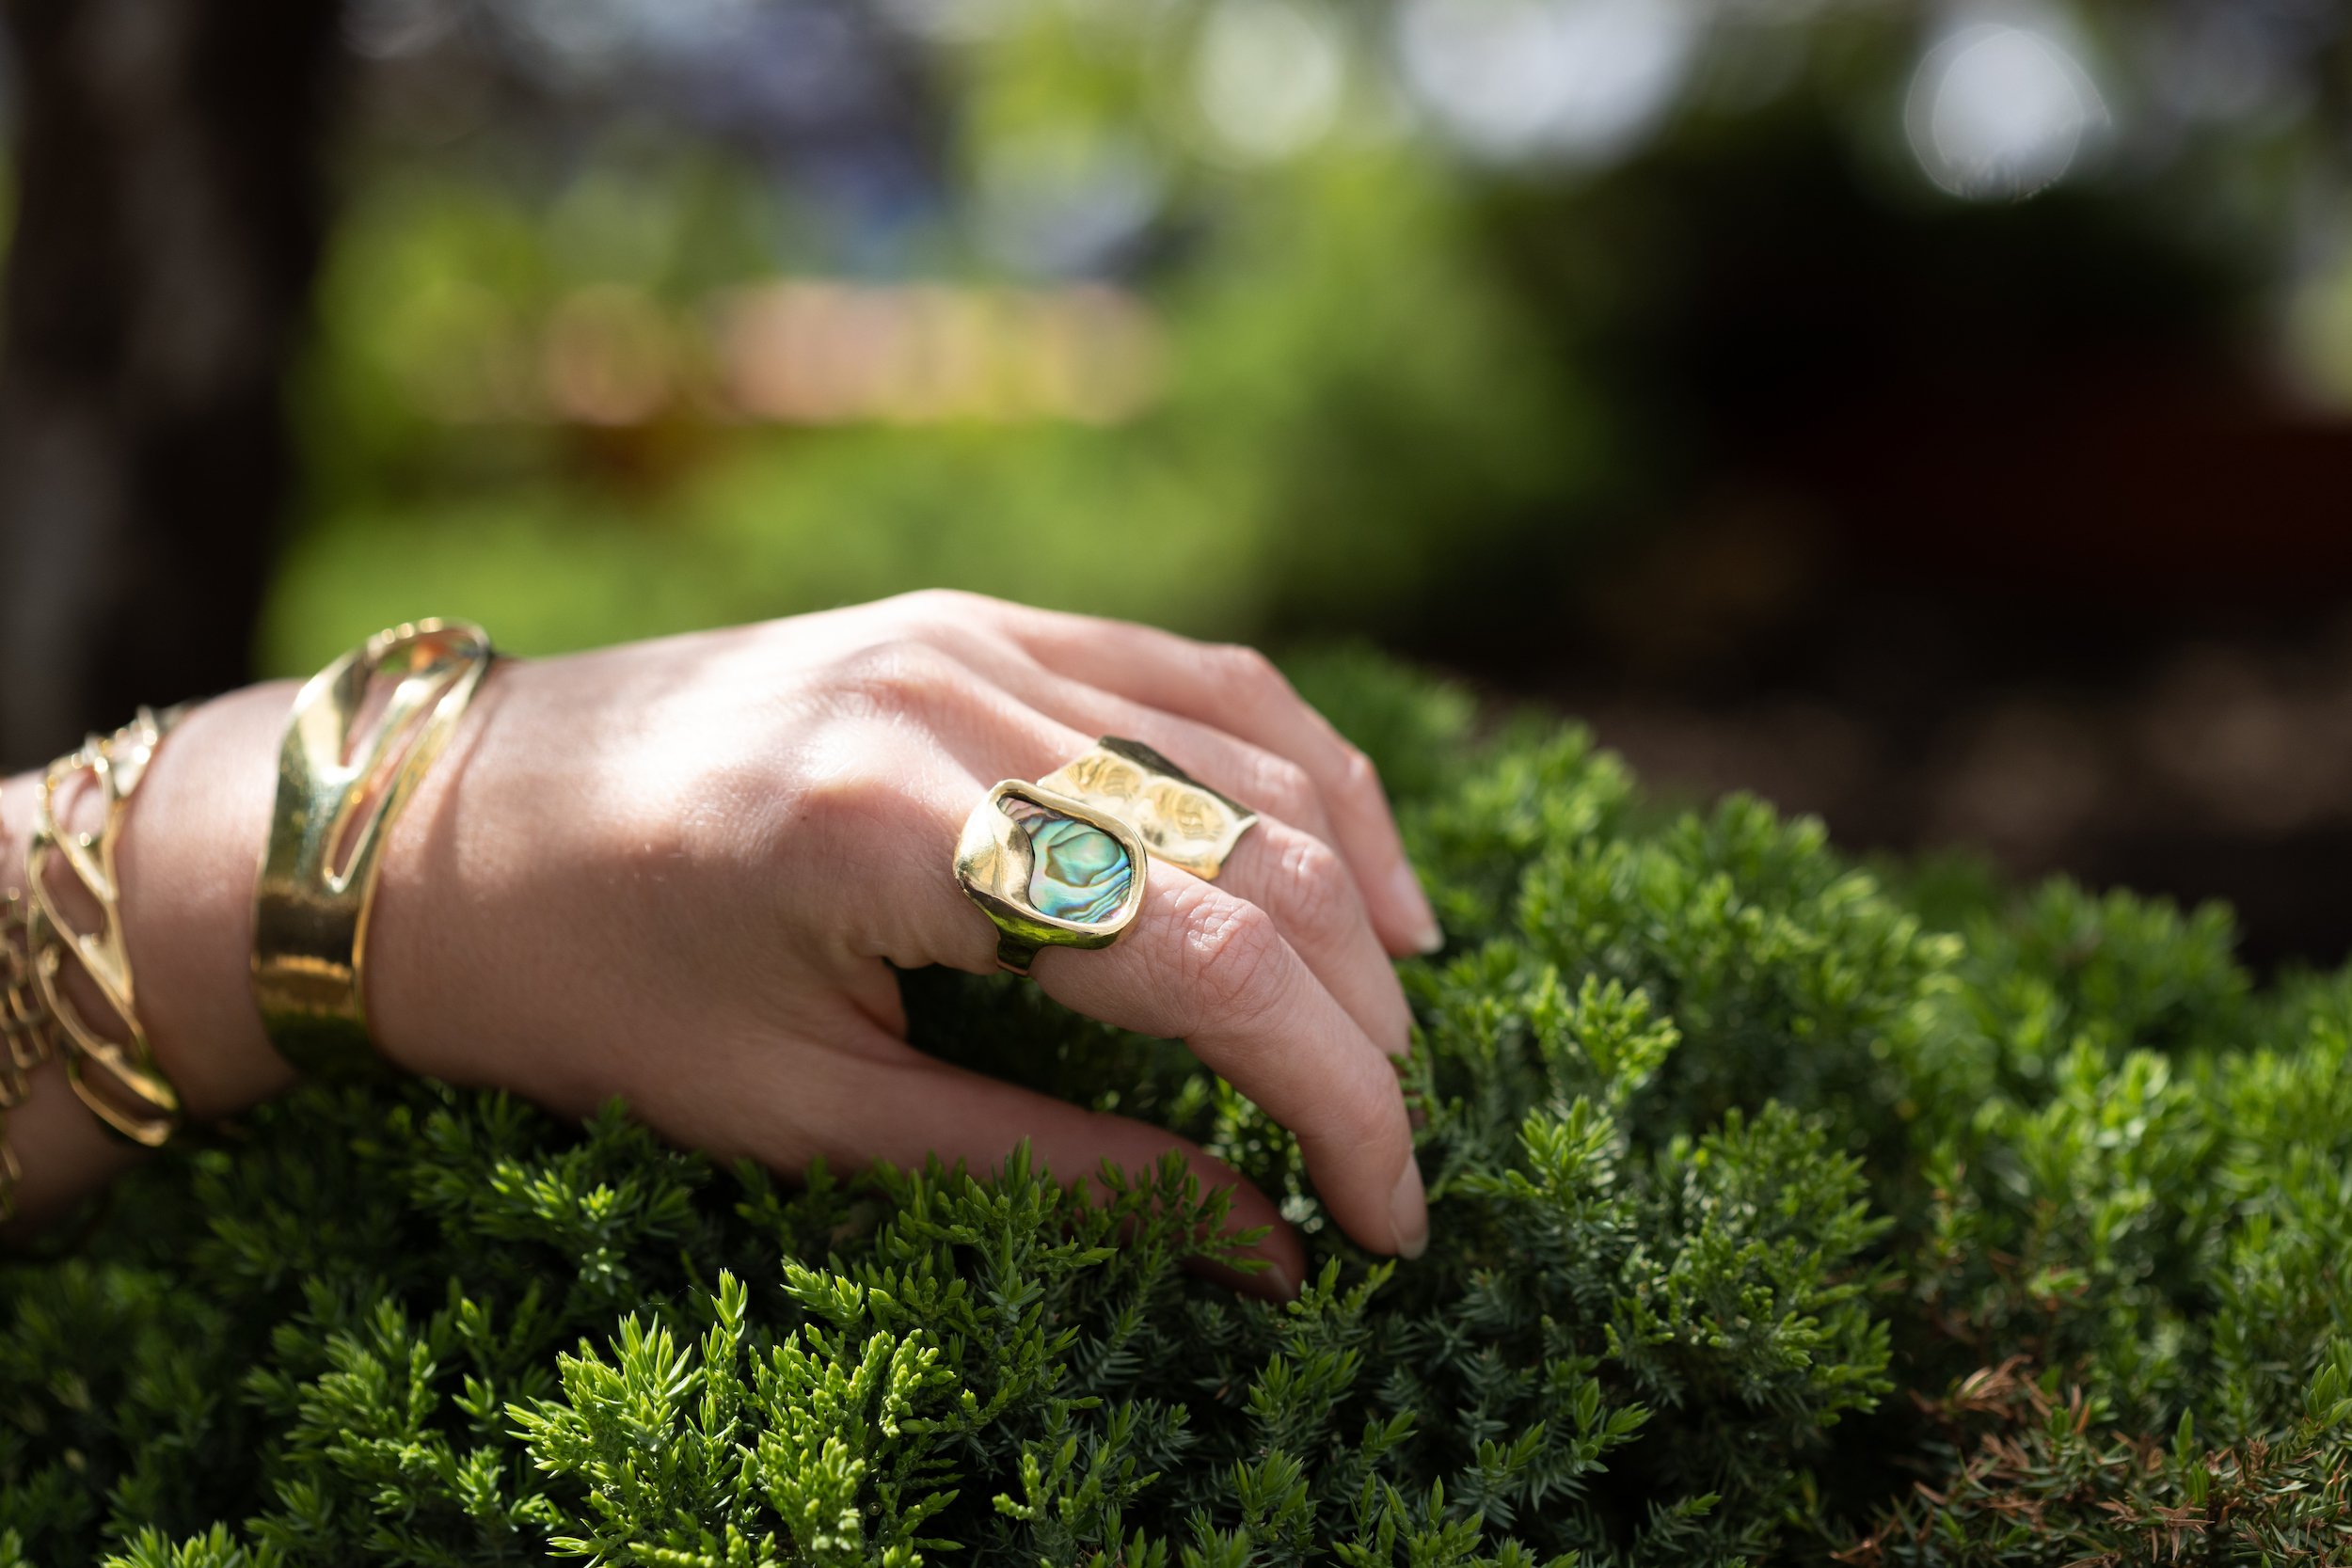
[{"left": 1, "top": 684, "right": 297, "bottom": 1227}]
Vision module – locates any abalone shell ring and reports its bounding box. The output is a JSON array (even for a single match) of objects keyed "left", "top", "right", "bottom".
[
  {"left": 955, "top": 781, "right": 1150, "bottom": 975},
  {"left": 1038, "top": 737, "right": 1259, "bottom": 880}
]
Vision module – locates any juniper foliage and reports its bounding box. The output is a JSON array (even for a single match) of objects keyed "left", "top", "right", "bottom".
[{"left": 3, "top": 652, "right": 2349, "bottom": 1566}]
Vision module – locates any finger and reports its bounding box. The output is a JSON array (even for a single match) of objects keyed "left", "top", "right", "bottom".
[
  {"left": 905, "top": 665, "right": 1409, "bottom": 1060},
  {"left": 804, "top": 672, "right": 1426, "bottom": 1257},
  {"left": 1192, "top": 819, "right": 1411, "bottom": 1057},
  {"left": 856, "top": 765, "right": 1425, "bottom": 1257},
  {"left": 894, "top": 628, "right": 1340, "bottom": 846},
  {"left": 626, "top": 1006, "right": 1304, "bottom": 1301},
  {"left": 968, "top": 603, "right": 1442, "bottom": 958},
  {"left": 1032, "top": 875, "right": 1426, "bottom": 1259},
  {"left": 835, "top": 1034, "right": 1307, "bottom": 1301}
]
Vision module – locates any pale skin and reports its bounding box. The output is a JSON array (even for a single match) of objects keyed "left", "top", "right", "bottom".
[{"left": 1, "top": 593, "right": 1438, "bottom": 1295}]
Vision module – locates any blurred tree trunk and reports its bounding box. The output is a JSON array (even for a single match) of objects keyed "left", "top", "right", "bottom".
[{"left": 0, "top": 0, "right": 342, "bottom": 768}]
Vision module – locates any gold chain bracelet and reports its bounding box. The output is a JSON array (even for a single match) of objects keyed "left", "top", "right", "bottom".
[{"left": 251, "top": 619, "right": 494, "bottom": 1078}]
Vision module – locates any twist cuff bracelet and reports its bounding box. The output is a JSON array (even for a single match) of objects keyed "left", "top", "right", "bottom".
[
  {"left": 0, "top": 708, "right": 190, "bottom": 1207},
  {"left": 28, "top": 706, "right": 188, "bottom": 1148},
  {"left": 251, "top": 619, "right": 493, "bottom": 1077}
]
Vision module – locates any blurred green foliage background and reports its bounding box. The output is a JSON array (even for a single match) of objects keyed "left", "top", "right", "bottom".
[
  {"left": 273, "top": 2, "right": 1587, "bottom": 670},
  {"left": 279, "top": 138, "right": 1583, "bottom": 669},
  {"left": 213, "top": 0, "right": 2352, "bottom": 966},
  {"left": 265, "top": 0, "right": 2331, "bottom": 672}
]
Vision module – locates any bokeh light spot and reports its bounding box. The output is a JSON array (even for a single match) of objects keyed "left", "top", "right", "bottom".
[
  {"left": 1190, "top": 0, "right": 1348, "bottom": 166},
  {"left": 1396, "top": 0, "right": 1703, "bottom": 166},
  {"left": 1905, "top": 21, "right": 2107, "bottom": 201}
]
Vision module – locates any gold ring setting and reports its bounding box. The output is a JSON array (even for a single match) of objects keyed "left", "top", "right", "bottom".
[
  {"left": 955, "top": 782, "right": 1149, "bottom": 974},
  {"left": 1040, "top": 736, "right": 1259, "bottom": 880}
]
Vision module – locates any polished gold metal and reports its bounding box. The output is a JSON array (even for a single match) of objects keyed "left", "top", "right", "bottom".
[
  {"left": 251, "top": 619, "right": 493, "bottom": 1077},
  {"left": 955, "top": 781, "right": 1148, "bottom": 975},
  {"left": 0, "top": 887, "right": 54, "bottom": 1103},
  {"left": 26, "top": 705, "right": 187, "bottom": 1147},
  {"left": 0, "top": 883, "right": 51, "bottom": 1214},
  {"left": 1038, "top": 736, "right": 1259, "bottom": 880}
]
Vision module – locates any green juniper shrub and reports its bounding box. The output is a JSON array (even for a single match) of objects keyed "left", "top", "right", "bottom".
[{"left": 3, "top": 654, "right": 2350, "bottom": 1567}]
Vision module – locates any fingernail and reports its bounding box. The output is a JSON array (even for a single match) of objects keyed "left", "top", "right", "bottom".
[
  {"left": 1390, "top": 862, "right": 1444, "bottom": 954},
  {"left": 1389, "top": 1155, "right": 1429, "bottom": 1260},
  {"left": 1263, "top": 1261, "right": 1300, "bottom": 1302}
]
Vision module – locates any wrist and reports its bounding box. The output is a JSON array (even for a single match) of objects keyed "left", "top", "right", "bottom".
[
  {"left": 359, "top": 655, "right": 532, "bottom": 1092},
  {"left": 0, "top": 688, "right": 293, "bottom": 1224},
  {"left": 359, "top": 651, "right": 649, "bottom": 1117}
]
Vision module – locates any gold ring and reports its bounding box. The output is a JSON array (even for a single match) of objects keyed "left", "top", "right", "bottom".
[
  {"left": 955, "top": 782, "right": 1148, "bottom": 975},
  {"left": 1038, "top": 736, "right": 1258, "bottom": 880}
]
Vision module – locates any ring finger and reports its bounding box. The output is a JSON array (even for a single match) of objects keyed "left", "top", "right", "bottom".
[
  {"left": 874, "top": 756, "right": 1424, "bottom": 1259},
  {"left": 927, "top": 690, "right": 1412, "bottom": 1061}
]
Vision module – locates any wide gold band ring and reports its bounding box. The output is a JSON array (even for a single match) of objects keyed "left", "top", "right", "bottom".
[
  {"left": 955, "top": 782, "right": 1148, "bottom": 975},
  {"left": 1038, "top": 737, "right": 1258, "bottom": 880}
]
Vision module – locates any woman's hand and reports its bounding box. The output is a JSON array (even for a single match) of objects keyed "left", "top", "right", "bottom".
[{"left": 98, "top": 594, "right": 1438, "bottom": 1289}]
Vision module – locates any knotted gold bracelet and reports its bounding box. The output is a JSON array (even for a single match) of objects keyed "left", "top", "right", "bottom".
[{"left": 250, "top": 620, "right": 493, "bottom": 1078}]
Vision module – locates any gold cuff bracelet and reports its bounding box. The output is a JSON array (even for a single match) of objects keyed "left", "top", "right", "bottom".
[
  {"left": 26, "top": 705, "right": 187, "bottom": 1148},
  {"left": 251, "top": 619, "right": 493, "bottom": 1077}
]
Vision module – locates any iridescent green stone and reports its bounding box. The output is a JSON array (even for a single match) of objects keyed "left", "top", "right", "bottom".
[{"left": 1004, "top": 798, "right": 1134, "bottom": 925}]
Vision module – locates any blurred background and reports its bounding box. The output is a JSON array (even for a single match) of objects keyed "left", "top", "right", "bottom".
[{"left": 4, "top": 0, "right": 2352, "bottom": 962}]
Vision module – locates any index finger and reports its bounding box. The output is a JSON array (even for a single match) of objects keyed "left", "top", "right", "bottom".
[
  {"left": 1029, "top": 872, "right": 1427, "bottom": 1259},
  {"left": 842, "top": 733, "right": 1429, "bottom": 1260}
]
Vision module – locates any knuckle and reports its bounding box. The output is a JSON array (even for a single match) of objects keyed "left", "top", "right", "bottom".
[
  {"left": 826, "top": 638, "right": 969, "bottom": 717},
  {"left": 1175, "top": 891, "right": 1284, "bottom": 1022},
  {"left": 892, "top": 586, "right": 989, "bottom": 622},
  {"left": 786, "top": 763, "right": 888, "bottom": 842},
  {"left": 878, "top": 593, "right": 1026, "bottom": 673},
  {"left": 1279, "top": 834, "right": 1358, "bottom": 946},
  {"left": 1253, "top": 754, "right": 1318, "bottom": 822},
  {"left": 1339, "top": 743, "right": 1384, "bottom": 800},
  {"left": 770, "top": 754, "right": 916, "bottom": 867},
  {"left": 1214, "top": 641, "right": 1287, "bottom": 696}
]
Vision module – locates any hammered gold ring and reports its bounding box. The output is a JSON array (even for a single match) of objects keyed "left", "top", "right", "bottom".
[
  {"left": 955, "top": 782, "right": 1149, "bottom": 975},
  {"left": 1039, "top": 736, "right": 1259, "bottom": 880}
]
